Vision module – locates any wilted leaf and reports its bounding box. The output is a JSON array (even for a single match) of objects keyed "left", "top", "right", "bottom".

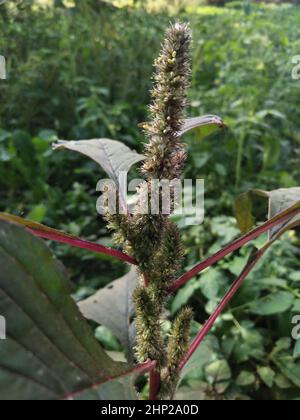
[
  {"left": 235, "top": 191, "right": 256, "bottom": 233},
  {"left": 178, "top": 115, "right": 226, "bottom": 138},
  {"left": 78, "top": 268, "right": 138, "bottom": 363},
  {"left": 0, "top": 220, "right": 140, "bottom": 400}
]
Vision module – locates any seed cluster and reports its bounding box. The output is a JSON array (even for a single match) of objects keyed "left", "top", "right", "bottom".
[{"left": 106, "top": 22, "right": 194, "bottom": 399}]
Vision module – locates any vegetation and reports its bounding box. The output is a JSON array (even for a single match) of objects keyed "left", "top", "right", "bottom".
[{"left": 0, "top": 0, "right": 300, "bottom": 400}]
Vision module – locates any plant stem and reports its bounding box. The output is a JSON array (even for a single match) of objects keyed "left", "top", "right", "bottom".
[
  {"left": 180, "top": 245, "right": 269, "bottom": 370},
  {"left": 28, "top": 229, "right": 137, "bottom": 265},
  {"left": 149, "top": 369, "right": 161, "bottom": 400},
  {"left": 169, "top": 203, "right": 300, "bottom": 294}
]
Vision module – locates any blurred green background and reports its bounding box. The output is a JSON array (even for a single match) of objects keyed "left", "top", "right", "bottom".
[{"left": 0, "top": 0, "right": 300, "bottom": 400}]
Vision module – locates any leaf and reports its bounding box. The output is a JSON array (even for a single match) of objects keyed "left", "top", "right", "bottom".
[
  {"left": 171, "top": 278, "right": 199, "bottom": 315},
  {"left": 235, "top": 191, "right": 256, "bottom": 233},
  {"left": 249, "top": 291, "right": 295, "bottom": 316},
  {"left": 294, "top": 340, "right": 300, "bottom": 358},
  {"left": 204, "top": 359, "right": 231, "bottom": 393},
  {"left": 178, "top": 115, "right": 226, "bottom": 138},
  {"left": 290, "top": 272, "right": 300, "bottom": 282},
  {"left": 236, "top": 371, "right": 255, "bottom": 387},
  {"left": 66, "top": 361, "right": 154, "bottom": 400},
  {"left": 174, "top": 383, "right": 208, "bottom": 400},
  {"left": 0, "top": 220, "right": 139, "bottom": 400},
  {"left": 78, "top": 267, "right": 138, "bottom": 363},
  {"left": 178, "top": 335, "right": 218, "bottom": 386},
  {"left": 0, "top": 212, "right": 135, "bottom": 265},
  {"left": 266, "top": 188, "right": 300, "bottom": 239},
  {"left": 235, "top": 188, "right": 300, "bottom": 239},
  {"left": 274, "top": 374, "right": 293, "bottom": 390},
  {"left": 53, "top": 138, "right": 144, "bottom": 210},
  {"left": 257, "top": 366, "right": 275, "bottom": 388},
  {"left": 273, "top": 356, "right": 300, "bottom": 387},
  {"left": 0, "top": 55, "right": 6, "bottom": 79},
  {"left": 292, "top": 300, "right": 300, "bottom": 312}
]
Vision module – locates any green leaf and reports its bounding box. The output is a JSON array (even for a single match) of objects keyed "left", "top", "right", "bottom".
[
  {"left": 290, "top": 272, "right": 300, "bottom": 282},
  {"left": 178, "top": 115, "right": 226, "bottom": 139},
  {"left": 274, "top": 374, "right": 293, "bottom": 390},
  {"left": 0, "top": 220, "right": 137, "bottom": 400},
  {"left": 178, "top": 336, "right": 218, "bottom": 386},
  {"left": 204, "top": 359, "right": 231, "bottom": 393},
  {"left": 257, "top": 366, "right": 275, "bottom": 388},
  {"left": 95, "top": 326, "right": 123, "bottom": 352},
  {"left": 236, "top": 371, "right": 256, "bottom": 387},
  {"left": 0, "top": 55, "right": 6, "bottom": 79},
  {"left": 249, "top": 291, "right": 295, "bottom": 316},
  {"left": 53, "top": 139, "right": 144, "bottom": 209},
  {"left": 292, "top": 300, "right": 300, "bottom": 312},
  {"left": 293, "top": 340, "right": 300, "bottom": 358},
  {"left": 273, "top": 356, "right": 300, "bottom": 387},
  {"left": 78, "top": 267, "right": 138, "bottom": 362},
  {"left": 171, "top": 278, "right": 199, "bottom": 315}
]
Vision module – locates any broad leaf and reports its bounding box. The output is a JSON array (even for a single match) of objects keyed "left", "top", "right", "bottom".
[
  {"left": 78, "top": 268, "right": 138, "bottom": 363},
  {"left": 0, "top": 212, "right": 135, "bottom": 265},
  {"left": 178, "top": 115, "right": 226, "bottom": 138},
  {"left": 53, "top": 138, "right": 145, "bottom": 210},
  {"left": 178, "top": 335, "right": 218, "bottom": 387},
  {"left": 0, "top": 220, "right": 139, "bottom": 400},
  {"left": 235, "top": 187, "right": 300, "bottom": 239},
  {"left": 273, "top": 356, "right": 300, "bottom": 387},
  {"left": 249, "top": 291, "right": 295, "bottom": 316},
  {"left": 257, "top": 366, "right": 276, "bottom": 388},
  {"left": 236, "top": 371, "right": 255, "bottom": 387},
  {"left": 204, "top": 359, "right": 231, "bottom": 393},
  {"left": 65, "top": 361, "right": 154, "bottom": 400}
]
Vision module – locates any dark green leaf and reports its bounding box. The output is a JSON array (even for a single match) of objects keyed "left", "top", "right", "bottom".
[{"left": 0, "top": 220, "right": 134, "bottom": 400}]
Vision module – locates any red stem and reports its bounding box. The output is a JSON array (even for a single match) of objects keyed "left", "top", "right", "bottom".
[
  {"left": 180, "top": 246, "right": 268, "bottom": 370},
  {"left": 149, "top": 369, "right": 161, "bottom": 400},
  {"left": 168, "top": 204, "right": 300, "bottom": 294},
  {"left": 27, "top": 229, "right": 137, "bottom": 265}
]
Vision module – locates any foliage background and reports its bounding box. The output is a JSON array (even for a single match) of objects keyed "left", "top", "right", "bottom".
[{"left": 0, "top": 0, "right": 300, "bottom": 399}]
